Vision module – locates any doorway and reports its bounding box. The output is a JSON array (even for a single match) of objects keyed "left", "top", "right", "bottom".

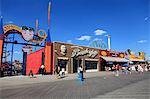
[{"left": 73, "top": 58, "right": 82, "bottom": 73}]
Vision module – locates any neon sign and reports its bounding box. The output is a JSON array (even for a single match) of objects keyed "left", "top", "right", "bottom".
[
  {"left": 71, "top": 47, "right": 98, "bottom": 58},
  {"left": 3, "top": 24, "right": 47, "bottom": 43}
]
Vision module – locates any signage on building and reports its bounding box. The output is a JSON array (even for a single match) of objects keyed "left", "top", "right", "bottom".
[
  {"left": 110, "top": 50, "right": 118, "bottom": 57},
  {"left": 101, "top": 51, "right": 107, "bottom": 56},
  {"left": 119, "top": 53, "right": 124, "bottom": 58},
  {"left": 99, "top": 50, "right": 109, "bottom": 56},
  {"left": 3, "top": 24, "right": 47, "bottom": 43},
  {"left": 22, "top": 45, "right": 32, "bottom": 52},
  {"left": 60, "top": 45, "right": 67, "bottom": 56},
  {"left": 71, "top": 47, "right": 98, "bottom": 58},
  {"left": 99, "top": 50, "right": 125, "bottom": 58}
]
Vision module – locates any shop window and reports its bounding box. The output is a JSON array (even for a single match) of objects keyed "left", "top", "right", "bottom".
[{"left": 85, "top": 61, "right": 97, "bottom": 70}]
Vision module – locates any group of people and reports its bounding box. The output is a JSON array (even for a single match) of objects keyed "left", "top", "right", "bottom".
[
  {"left": 112, "top": 64, "right": 120, "bottom": 76},
  {"left": 130, "top": 64, "right": 150, "bottom": 73},
  {"left": 28, "top": 65, "right": 46, "bottom": 78},
  {"left": 54, "top": 65, "right": 84, "bottom": 81},
  {"left": 110, "top": 63, "right": 150, "bottom": 77},
  {"left": 0, "top": 62, "right": 22, "bottom": 77},
  {"left": 54, "top": 65, "right": 65, "bottom": 79}
]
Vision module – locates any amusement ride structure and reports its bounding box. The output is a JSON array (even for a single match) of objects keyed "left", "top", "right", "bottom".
[
  {"left": 0, "top": 2, "right": 52, "bottom": 76},
  {"left": 89, "top": 39, "right": 107, "bottom": 50}
]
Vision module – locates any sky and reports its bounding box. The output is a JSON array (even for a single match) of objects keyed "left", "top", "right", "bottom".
[{"left": 0, "top": 0, "right": 149, "bottom": 62}]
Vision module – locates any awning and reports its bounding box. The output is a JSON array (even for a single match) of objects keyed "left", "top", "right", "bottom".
[
  {"left": 101, "top": 56, "right": 129, "bottom": 62},
  {"left": 129, "top": 59, "right": 145, "bottom": 62}
]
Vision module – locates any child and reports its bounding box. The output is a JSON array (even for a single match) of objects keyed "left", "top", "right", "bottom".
[{"left": 29, "top": 70, "right": 34, "bottom": 78}]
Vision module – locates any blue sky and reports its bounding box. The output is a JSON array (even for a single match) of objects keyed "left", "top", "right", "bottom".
[{"left": 1, "top": 0, "right": 149, "bottom": 61}]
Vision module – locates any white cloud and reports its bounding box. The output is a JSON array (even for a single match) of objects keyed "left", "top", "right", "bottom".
[
  {"left": 5, "top": 21, "right": 14, "bottom": 24},
  {"left": 94, "top": 29, "right": 107, "bottom": 36},
  {"left": 138, "top": 40, "right": 147, "bottom": 43},
  {"left": 104, "top": 34, "right": 109, "bottom": 37},
  {"left": 144, "top": 17, "right": 149, "bottom": 21},
  {"left": 67, "top": 40, "right": 72, "bottom": 44},
  {"left": 76, "top": 35, "right": 91, "bottom": 41}
]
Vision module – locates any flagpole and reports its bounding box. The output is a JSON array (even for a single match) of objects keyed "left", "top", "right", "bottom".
[
  {"left": 34, "top": 19, "right": 38, "bottom": 51},
  {"left": 48, "top": 2, "right": 51, "bottom": 30},
  {"left": 36, "top": 19, "right": 38, "bottom": 35}
]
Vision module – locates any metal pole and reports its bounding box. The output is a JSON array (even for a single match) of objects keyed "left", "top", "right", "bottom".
[
  {"left": 22, "top": 52, "right": 27, "bottom": 75},
  {"left": 1, "top": 36, "right": 4, "bottom": 65},
  {"left": 4, "top": 38, "right": 8, "bottom": 62},
  {"left": 78, "top": 58, "right": 79, "bottom": 68},
  {"left": 108, "top": 35, "right": 111, "bottom": 50},
  {"left": 10, "top": 34, "right": 15, "bottom": 75}
]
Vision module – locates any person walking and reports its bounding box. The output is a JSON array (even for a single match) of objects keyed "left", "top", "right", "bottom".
[
  {"left": 112, "top": 64, "right": 115, "bottom": 74},
  {"left": 0, "top": 66, "right": 4, "bottom": 77},
  {"left": 78, "top": 65, "right": 84, "bottom": 81},
  {"left": 29, "top": 70, "right": 34, "bottom": 78},
  {"left": 135, "top": 65, "right": 138, "bottom": 72},
  {"left": 131, "top": 65, "right": 136, "bottom": 72},
  {"left": 57, "top": 66, "right": 61, "bottom": 79},
  {"left": 54, "top": 65, "right": 58, "bottom": 75},
  {"left": 41, "top": 65, "right": 45, "bottom": 75},
  {"left": 115, "top": 64, "right": 120, "bottom": 76},
  {"left": 138, "top": 65, "right": 144, "bottom": 73}
]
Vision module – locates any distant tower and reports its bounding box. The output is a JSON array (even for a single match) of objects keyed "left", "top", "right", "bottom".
[
  {"left": 107, "top": 35, "right": 111, "bottom": 50},
  {"left": 0, "top": 16, "right": 4, "bottom": 65}
]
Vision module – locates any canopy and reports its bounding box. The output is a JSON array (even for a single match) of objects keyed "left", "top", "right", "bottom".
[{"left": 101, "top": 56, "right": 129, "bottom": 62}]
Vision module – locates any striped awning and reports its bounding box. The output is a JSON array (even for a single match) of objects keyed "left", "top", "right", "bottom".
[{"left": 101, "top": 56, "right": 129, "bottom": 62}]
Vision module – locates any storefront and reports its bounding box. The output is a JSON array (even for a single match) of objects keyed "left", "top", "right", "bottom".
[
  {"left": 53, "top": 42, "right": 100, "bottom": 74},
  {"left": 99, "top": 50, "right": 129, "bottom": 71},
  {"left": 126, "top": 51, "right": 146, "bottom": 65}
]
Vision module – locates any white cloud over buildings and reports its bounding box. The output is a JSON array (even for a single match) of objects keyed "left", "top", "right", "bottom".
[
  {"left": 137, "top": 40, "right": 147, "bottom": 43},
  {"left": 94, "top": 29, "right": 107, "bottom": 36},
  {"left": 76, "top": 35, "right": 91, "bottom": 41}
]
